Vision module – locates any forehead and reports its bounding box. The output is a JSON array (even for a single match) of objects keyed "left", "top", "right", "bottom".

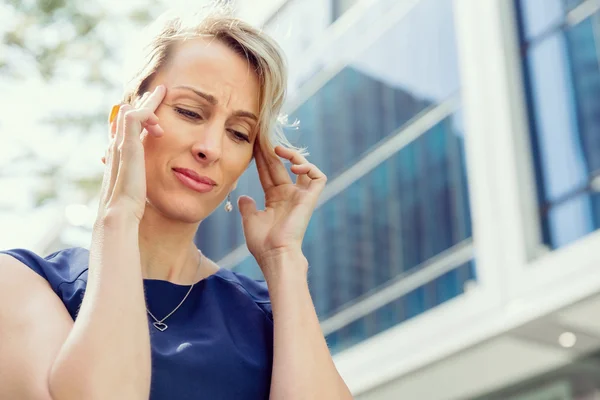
[{"left": 158, "top": 38, "right": 260, "bottom": 112}]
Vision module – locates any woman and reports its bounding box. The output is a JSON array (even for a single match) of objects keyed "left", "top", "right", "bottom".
[{"left": 0, "top": 5, "right": 353, "bottom": 400}]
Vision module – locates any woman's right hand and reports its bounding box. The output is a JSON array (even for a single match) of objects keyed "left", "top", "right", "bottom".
[{"left": 98, "top": 85, "right": 166, "bottom": 223}]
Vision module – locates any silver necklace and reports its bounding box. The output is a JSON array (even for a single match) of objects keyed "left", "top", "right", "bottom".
[{"left": 147, "top": 250, "right": 202, "bottom": 332}]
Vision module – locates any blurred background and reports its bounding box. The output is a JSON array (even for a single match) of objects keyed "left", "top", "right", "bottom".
[{"left": 2, "top": 0, "right": 600, "bottom": 398}]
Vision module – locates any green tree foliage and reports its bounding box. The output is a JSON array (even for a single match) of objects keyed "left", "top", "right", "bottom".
[
  {"left": 2, "top": 0, "right": 154, "bottom": 83},
  {"left": 0, "top": 0, "right": 157, "bottom": 206}
]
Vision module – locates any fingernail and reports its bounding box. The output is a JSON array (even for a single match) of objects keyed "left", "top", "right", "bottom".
[{"left": 109, "top": 104, "right": 120, "bottom": 123}]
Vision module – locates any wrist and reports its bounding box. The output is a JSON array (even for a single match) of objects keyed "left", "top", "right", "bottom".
[
  {"left": 257, "top": 248, "right": 308, "bottom": 283},
  {"left": 95, "top": 208, "right": 141, "bottom": 231}
]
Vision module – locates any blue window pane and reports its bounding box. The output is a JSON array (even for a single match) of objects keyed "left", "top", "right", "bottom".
[
  {"left": 517, "top": 0, "right": 565, "bottom": 40},
  {"left": 526, "top": 33, "right": 587, "bottom": 201},
  {"left": 548, "top": 193, "right": 600, "bottom": 248},
  {"left": 374, "top": 298, "right": 404, "bottom": 335},
  {"left": 566, "top": 19, "right": 600, "bottom": 174},
  {"left": 326, "top": 331, "right": 341, "bottom": 354},
  {"left": 326, "top": 260, "right": 476, "bottom": 354},
  {"left": 391, "top": 115, "right": 471, "bottom": 273},
  {"left": 312, "top": 110, "right": 471, "bottom": 325},
  {"left": 292, "top": 0, "right": 459, "bottom": 181},
  {"left": 370, "top": 163, "right": 394, "bottom": 286},
  {"left": 322, "top": 199, "right": 347, "bottom": 314},
  {"left": 405, "top": 286, "right": 426, "bottom": 320},
  {"left": 435, "top": 268, "right": 461, "bottom": 304},
  {"left": 518, "top": 4, "right": 600, "bottom": 248}
]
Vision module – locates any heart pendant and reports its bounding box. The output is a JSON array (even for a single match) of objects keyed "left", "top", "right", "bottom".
[{"left": 153, "top": 321, "right": 168, "bottom": 331}]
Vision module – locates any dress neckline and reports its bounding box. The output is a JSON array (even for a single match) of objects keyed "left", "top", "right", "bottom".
[{"left": 143, "top": 267, "right": 227, "bottom": 288}]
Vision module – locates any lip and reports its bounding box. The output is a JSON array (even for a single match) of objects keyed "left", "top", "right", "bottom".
[{"left": 172, "top": 168, "right": 216, "bottom": 193}]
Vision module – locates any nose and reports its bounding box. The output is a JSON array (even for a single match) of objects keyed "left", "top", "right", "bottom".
[{"left": 191, "top": 122, "right": 223, "bottom": 164}]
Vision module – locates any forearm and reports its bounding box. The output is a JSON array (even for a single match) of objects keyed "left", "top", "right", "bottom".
[
  {"left": 49, "top": 212, "right": 151, "bottom": 400},
  {"left": 263, "top": 252, "right": 353, "bottom": 400}
]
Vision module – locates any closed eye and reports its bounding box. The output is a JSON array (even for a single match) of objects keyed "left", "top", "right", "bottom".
[
  {"left": 173, "top": 106, "right": 249, "bottom": 143},
  {"left": 228, "top": 129, "right": 250, "bottom": 143},
  {"left": 174, "top": 107, "right": 203, "bottom": 120}
]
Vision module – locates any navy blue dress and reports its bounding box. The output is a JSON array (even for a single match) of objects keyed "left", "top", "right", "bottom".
[{"left": 1, "top": 247, "right": 274, "bottom": 400}]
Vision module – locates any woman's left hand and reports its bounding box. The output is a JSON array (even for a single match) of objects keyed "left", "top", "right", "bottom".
[{"left": 238, "top": 143, "right": 327, "bottom": 272}]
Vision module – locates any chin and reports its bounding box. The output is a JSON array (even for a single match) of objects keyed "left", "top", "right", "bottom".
[{"left": 147, "top": 193, "right": 217, "bottom": 224}]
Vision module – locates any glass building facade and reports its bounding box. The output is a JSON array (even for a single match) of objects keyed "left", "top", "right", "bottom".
[
  {"left": 516, "top": 0, "right": 600, "bottom": 249},
  {"left": 195, "top": 0, "right": 475, "bottom": 354}
]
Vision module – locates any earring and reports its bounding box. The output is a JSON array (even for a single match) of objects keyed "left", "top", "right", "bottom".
[{"left": 224, "top": 193, "right": 233, "bottom": 212}]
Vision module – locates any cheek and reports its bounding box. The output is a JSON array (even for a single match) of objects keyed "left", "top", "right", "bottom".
[
  {"left": 141, "top": 133, "right": 175, "bottom": 176},
  {"left": 223, "top": 149, "right": 253, "bottom": 177},
  {"left": 141, "top": 112, "right": 181, "bottom": 158},
  {"left": 141, "top": 135, "right": 160, "bottom": 163}
]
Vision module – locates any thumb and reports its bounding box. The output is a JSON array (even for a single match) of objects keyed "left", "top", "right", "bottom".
[{"left": 237, "top": 195, "right": 257, "bottom": 219}]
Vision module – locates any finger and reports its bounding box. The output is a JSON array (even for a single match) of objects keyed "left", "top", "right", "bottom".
[
  {"left": 276, "top": 146, "right": 310, "bottom": 185},
  {"left": 261, "top": 144, "right": 292, "bottom": 185},
  {"left": 142, "top": 120, "right": 164, "bottom": 137},
  {"left": 108, "top": 104, "right": 132, "bottom": 194},
  {"left": 237, "top": 195, "right": 258, "bottom": 220},
  {"left": 134, "top": 91, "right": 151, "bottom": 108},
  {"left": 103, "top": 104, "right": 120, "bottom": 165},
  {"left": 115, "top": 104, "right": 131, "bottom": 148},
  {"left": 100, "top": 151, "right": 112, "bottom": 200},
  {"left": 110, "top": 105, "right": 151, "bottom": 203},
  {"left": 101, "top": 104, "right": 120, "bottom": 191},
  {"left": 274, "top": 145, "right": 309, "bottom": 166},
  {"left": 290, "top": 163, "right": 311, "bottom": 187},
  {"left": 132, "top": 95, "right": 141, "bottom": 109},
  {"left": 290, "top": 162, "right": 327, "bottom": 190},
  {"left": 121, "top": 108, "right": 159, "bottom": 150},
  {"left": 143, "top": 84, "right": 166, "bottom": 112},
  {"left": 138, "top": 86, "right": 166, "bottom": 137},
  {"left": 113, "top": 104, "right": 131, "bottom": 156},
  {"left": 133, "top": 93, "right": 158, "bottom": 138},
  {"left": 254, "top": 141, "right": 274, "bottom": 189},
  {"left": 290, "top": 163, "right": 326, "bottom": 180}
]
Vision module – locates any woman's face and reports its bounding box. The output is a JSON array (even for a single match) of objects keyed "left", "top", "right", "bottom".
[{"left": 140, "top": 38, "right": 260, "bottom": 223}]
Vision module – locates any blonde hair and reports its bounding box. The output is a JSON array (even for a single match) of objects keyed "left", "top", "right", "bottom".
[{"left": 122, "top": 2, "right": 305, "bottom": 156}]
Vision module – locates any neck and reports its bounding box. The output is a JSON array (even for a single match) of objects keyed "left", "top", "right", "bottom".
[{"left": 138, "top": 204, "right": 203, "bottom": 284}]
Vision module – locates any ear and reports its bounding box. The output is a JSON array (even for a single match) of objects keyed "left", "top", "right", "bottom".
[{"left": 232, "top": 180, "right": 238, "bottom": 191}]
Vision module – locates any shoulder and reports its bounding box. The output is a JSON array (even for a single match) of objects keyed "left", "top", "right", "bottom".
[
  {"left": 0, "top": 247, "right": 89, "bottom": 284},
  {"left": 0, "top": 247, "right": 89, "bottom": 318},
  {"left": 0, "top": 247, "right": 89, "bottom": 283},
  {"left": 212, "top": 268, "right": 272, "bottom": 320}
]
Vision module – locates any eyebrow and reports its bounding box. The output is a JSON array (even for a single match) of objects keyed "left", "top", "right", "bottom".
[{"left": 174, "top": 85, "right": 259, "bottom": 122}]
